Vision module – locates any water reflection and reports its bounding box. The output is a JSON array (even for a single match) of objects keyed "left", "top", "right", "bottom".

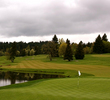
[
  {"left": 0, "top": 79, "right": 27, "bottom": 87},
  {"left": 0, "top": 71, "right": 65, "bottom": 87}
]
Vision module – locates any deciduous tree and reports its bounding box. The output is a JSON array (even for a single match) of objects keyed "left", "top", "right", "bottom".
[
  {"left": 103, "top": 41, "right": 110, "bottom": 53},
  {"left": 71, "top": 43, "right": 77, "bottom": 55},
  {"left": 21, "top": 49, "right": 26, "bottom": 56},
  {"left": 30, "top": 49, "right": 35, "bottom": 56},
  {"left": 59, "top": 38, "right": 65, "bottom": 44},
  {"left": 58, "top": 43, "right": 67, "bottom": 57},
  {"left": 42, "top": 41, "right": 57, "bottom": 61}
]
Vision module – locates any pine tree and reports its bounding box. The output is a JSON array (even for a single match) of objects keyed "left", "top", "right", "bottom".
[
  {"left": 102, "top": 33, "right": 108, "bottom": 53},
  {"left": 75, "top": 41, "right": 84, "bottom": 59},
  {"left": 9, "top": 41, "right": 17, "bottom": 62},
  {"left": 52, "top": 35, "right": 59, "bottom": 57},
  {"left": 64, "top": 39, "right": 73, "bottom": 61},
  {"left": 34, "top": 45, "right": 39, "bottom": 55},
  {"left": 52, "top": 35, "right": 58, "bottom": 44},
  {"left": 93, "top": 35, "right": 104, "bottom": 53},
  {"left": 102, "top": 33, "right": 108, "bottom": 41}
]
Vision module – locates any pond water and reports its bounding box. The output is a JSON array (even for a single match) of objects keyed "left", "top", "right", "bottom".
[{"left": 0, "top": 71, "right": 65, "bottom": 87}]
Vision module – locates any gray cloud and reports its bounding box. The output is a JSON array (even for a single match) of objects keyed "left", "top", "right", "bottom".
[{"left": 0, "top": 0, "right": 110, "bottom": 37}]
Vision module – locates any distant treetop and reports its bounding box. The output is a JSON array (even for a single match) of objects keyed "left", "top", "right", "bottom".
[
  {"left": 52, "top": 34, "right": 58, "bottom": 44},
  {"left": 102, "top": 33, "right": 108, "bottom": 41}
]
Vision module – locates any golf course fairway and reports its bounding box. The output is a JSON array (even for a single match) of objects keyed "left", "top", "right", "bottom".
[{"left": 0, "top": 54, "right": 110, "bottom": 100}]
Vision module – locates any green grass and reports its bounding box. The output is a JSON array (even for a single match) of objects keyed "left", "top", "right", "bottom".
[
  {"left": 0, "top": 54, "right": 110, "bottom": 100},
  {"left": 44, "top": 54, "right": 110, "bottom": 66},
  {"left": 0, "top": 68, "right": 94, "bottom": 78},
  {"left": 2, "top": 54, "right": 110, "bottom": 77},
  {"left": 0, "top": 78, "right": 110, "bottom": 100},
  {"left": 1, "top": 54, "right": 110, "bottom": 67}
]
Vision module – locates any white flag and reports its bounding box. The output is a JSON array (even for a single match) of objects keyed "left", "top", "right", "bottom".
[{"left": 78, "top": 70, "right": 81, "bottom": 76}]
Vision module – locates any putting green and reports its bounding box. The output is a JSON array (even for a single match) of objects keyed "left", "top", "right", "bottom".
[{"left": 0, "top": 78, "right": 110, "bottom": 100}]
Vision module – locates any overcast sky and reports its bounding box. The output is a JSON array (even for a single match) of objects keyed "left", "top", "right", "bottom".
[{"left": 0, "top": 0, "right": 110, "bottom": 43}]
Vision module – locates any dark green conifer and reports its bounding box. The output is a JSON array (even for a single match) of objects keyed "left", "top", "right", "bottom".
[
  {"left": 93, "top": 35, "right": 104, "bottom": 53},
  {"left": 9, "top": 41, "right": 17, "bottom": 62},
  {"left": 75, "top": 41, "right": 84, "bottom": 59},
  {"left": 34, "top": 45, "right": 39, "bottom": 55},
  {"left": 52, "top": 35, "right": 59, "bottom": 57},
  {"left": 64, "top": 39, "right": 73, "bottom": 61},
  {"left": 102, "top": 33, "right": 108, "bottom": 53},
  {"left": 52, "top": 34, "right": 58, "bottom": 44},
  {"left": 102, "top": 33, "right": 108, "bottom": 41}
]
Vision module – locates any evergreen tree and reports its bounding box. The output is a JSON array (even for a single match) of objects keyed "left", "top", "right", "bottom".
[
  {"left": 64, "top": 39, "right": 73, "bottom": 61},
  {"left": 52, "top": 35, "right": 59, "bottom": 57},
  {"left": 75, "top": 41, "right": 84, "bottom": 59},
  {"left": 102, "top": 33, "right": 108, "bottom": 53},
  {"left": 9, "top": 41, "right": 17, "bottom": 62},
  {"left": 102, "top": 33, "right": 108, "bottom": 41},
  {"left": 34, "top": 45, "right": 39, "bottom": 55},
  {"left": 52, "top": 34, "right": 58, "bottom": 44},
  {"left": 93, "top": 35, "right": 104, "bottom": 53}
]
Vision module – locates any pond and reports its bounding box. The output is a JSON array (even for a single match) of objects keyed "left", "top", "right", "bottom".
[{"left": 0, "top": 71, "right": 65, "bottom": 87}]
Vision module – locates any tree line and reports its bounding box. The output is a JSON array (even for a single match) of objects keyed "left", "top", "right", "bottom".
[{"left": 0, "top": 33, "right": 109, "bottom": 62}]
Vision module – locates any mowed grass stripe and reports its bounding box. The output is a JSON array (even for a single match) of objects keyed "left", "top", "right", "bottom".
[
  {"left": 25, "top": 60, "right": 39, "bottom": 68},
  {"left": 17, "top": 63, "right": 25, "bottom": 68},
  {"left": 3, "top": 60, "right": 110, "bottom": 77},
  {"left": 23, "top": 61, "right": 33, "bottom": 68},
  {"left": 27, "top": 60, "right": 51, "bottom": 69}
]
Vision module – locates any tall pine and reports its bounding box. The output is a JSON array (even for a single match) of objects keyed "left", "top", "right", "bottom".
[
  {"left": 9, "top": 41, "right": 17, "bottom": 62},
  {"left": 52, "top": 35, "right": 59, "bottom": 57},
  {"left": 64, "top": 39, "right": 73, "bottom": 61},
  {"left": 102, "top": 33, "right": 108, "bottom": 41},
  {"left": 93, "top": 35, "right": 104, "bottom": 54},
  {"left": 75, "top": 41, "right": 84, "bottom": 59},
  {"left": 102, "top": 33, "right": 108, "bottom": 53},
  {"left": 52, "top": 35, "right": 58, "bottom": 44}
]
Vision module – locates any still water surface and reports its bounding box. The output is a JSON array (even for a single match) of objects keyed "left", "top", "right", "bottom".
[
  {"left": 0, "top": 79, "right": 27, "bottom": 87},
  {"left": 0, "top": 71, "right": 65, "bottom": 87}
]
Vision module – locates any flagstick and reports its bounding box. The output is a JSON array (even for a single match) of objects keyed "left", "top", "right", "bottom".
[
  {"left": 78, "top": 76, "right": 79, "bottom": 88},
  {"left": 77, "top": 70, "right": 81, "bottom": 88}
]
